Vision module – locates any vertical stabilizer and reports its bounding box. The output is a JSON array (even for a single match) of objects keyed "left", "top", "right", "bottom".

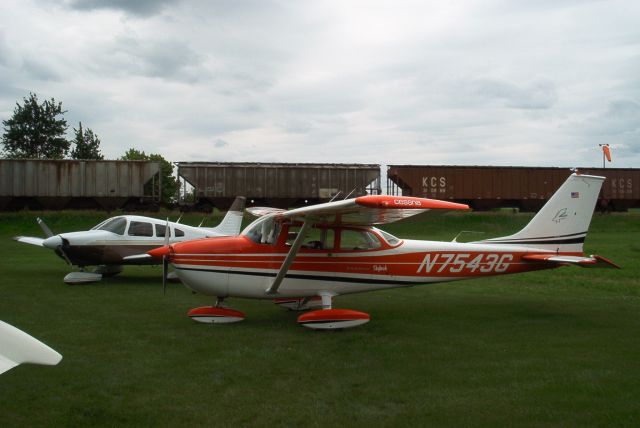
[
  {"left": 205, "top": 196, "right": 246, "bottom": 236},
  {"left": 479, "top": 173, "right": 604, "bottom": 253}
]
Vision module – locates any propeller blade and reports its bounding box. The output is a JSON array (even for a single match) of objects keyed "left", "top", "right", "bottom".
[
  {"left": 37, "top": 217, "right": 54, "bottom": 238},
  {"left": 164, "top": 218, "right": 170, "bottom": 246},
  {"left": 162, "top": 255, "right": 168, "bottom": 295}
]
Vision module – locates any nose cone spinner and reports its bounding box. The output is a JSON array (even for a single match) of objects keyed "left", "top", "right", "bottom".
[
  {"left": 147, "top": 245, "right": 171, "bottom": 260},
  {"left": 42, "top": 235, "right": 63, "bottom": 250}
]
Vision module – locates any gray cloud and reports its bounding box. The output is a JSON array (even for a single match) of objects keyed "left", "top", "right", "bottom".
[
  {"left": 1, "top": 0, "right": 639, "bottom": 167},
  {"left": 472, "top": 78, "right": 558, "bottom": 110},
  {"left": 67, "top": 0, "right": 178, "bottom": 17}
]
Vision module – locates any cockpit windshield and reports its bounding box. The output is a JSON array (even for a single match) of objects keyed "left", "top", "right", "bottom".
[
  {"left": 375, "top": 228, "right": 401, "bottom": 246},
  {"left": 94, "top": 217, "right": 127, "bottom": 235},
  {"left": 243, "top": 215, "right": 281, "bottom": 244}
]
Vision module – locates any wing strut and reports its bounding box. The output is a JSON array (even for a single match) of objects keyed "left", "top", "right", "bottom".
[{"left": 265, "top": 219, "right": 311, "bottom": 295}]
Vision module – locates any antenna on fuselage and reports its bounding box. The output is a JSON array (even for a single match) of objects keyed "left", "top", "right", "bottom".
[
  {"left": 329, "top": 191, "right": 342, "bottom": 202},
  {"left": 343, "top": 188, "right": 356, "bottom": 200},
  {"left": 451, "top": 231, "right": 485, "bottom": 243}
]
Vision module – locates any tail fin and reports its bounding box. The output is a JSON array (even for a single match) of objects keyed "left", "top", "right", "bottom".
[
  {"left": 205, "top": 196, "right": 246, "bottom": 236},
  {"left": 480, "top": 173, "right": 604, "bottom": 253}
]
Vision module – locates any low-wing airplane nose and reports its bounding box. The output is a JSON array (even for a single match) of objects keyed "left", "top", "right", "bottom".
[
  {"left": 147, "top": 245, "right": 171, "bottom": 260},
  {"left": 42, "top": 235, "right": 63, "bottom": 250}
]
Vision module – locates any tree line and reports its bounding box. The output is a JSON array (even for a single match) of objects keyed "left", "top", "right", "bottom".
[{"left": 1, "top": 93, "right": 177, "bottom": 202}]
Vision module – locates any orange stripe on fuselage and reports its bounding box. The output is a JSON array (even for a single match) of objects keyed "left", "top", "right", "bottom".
[{"left": 172, "top": 250, "right": 559, "bottom": 278}]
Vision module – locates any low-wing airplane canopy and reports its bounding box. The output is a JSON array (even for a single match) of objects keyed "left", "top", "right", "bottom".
[{"left": 259, "top": 195, "right": 469, "bottom": 226}]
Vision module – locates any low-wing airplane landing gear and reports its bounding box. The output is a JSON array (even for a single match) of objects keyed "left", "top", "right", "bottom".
[
  {"left": 188, "top": 297, "right": 245, "bottom": 324},
  {"left": 297, "top": 293, "right": 370, "bottom": 330}
]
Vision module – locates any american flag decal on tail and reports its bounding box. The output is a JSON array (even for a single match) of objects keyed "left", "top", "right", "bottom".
[{"left": 571, "top": 192, "right": 580, "bottom": 198}]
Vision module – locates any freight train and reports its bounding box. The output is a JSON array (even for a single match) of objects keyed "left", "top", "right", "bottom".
[
  {"left": 0, "top": 159, "right": 162, "bottom": 210},
  {"left": 387, "top": 165, "right": 639, "bottom": 211},
  {"left": 1, "top": 159, "right": 637, "bottom": 211}
]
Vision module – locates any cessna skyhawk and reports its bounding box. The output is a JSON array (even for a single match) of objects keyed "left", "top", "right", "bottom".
[
  {"left": 14, "top": 197, "right": 246, "bottom": 284},
  {"left": 147, "top": 174, "right": 618, "bottom": 330}
]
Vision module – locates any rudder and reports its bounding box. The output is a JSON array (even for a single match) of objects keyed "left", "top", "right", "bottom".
[{"left": 480, "top": 173, "right": 605, "bottom": 253}]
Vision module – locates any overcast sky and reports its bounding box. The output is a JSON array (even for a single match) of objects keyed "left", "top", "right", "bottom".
[{"left": 1, "top": 0, "right": 638, "bottom": 169}]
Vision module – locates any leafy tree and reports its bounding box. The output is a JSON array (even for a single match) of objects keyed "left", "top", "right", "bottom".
[
  {"left": 70, "top": 122, "right": 104, "bottom": 160},
  {"left": 121, "top": 148, "right": 178, "bottom": 203},
  {"left": 1, "top": 93, "right": 69, "bottom": 159}
]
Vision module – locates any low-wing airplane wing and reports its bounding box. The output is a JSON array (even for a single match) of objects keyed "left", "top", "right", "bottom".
[
  {"left": 268, "top": 195, "right": 469, "bottom": 226},
  {"left": 264, "top": 195, "right": 469, "bottom": 294},
  {"left": 0, "top": 320, "right": 62, "bottom": 375},
  {"left": 13, "top": 236, "right": 45, "bottom": 247},
  {"left": 522, "top": 254, "right": 620, "bottom": 268}
]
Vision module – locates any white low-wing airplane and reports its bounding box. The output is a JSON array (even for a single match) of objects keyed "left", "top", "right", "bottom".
[
  {"left": 14, "top": 197, "right": 246, "bottom": 284},
  {"left": 0, "top": 320, "right": 62, "bottom": 375},
  {"left": 147, "top": 173, "right": 619, "bottom": 330}
]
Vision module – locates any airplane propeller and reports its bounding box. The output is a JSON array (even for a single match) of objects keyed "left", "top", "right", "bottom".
[
  {"left": 162, "top": 218, "right": 170, "bottom": 295},
  {"left": 37, "top": 217, "right": 53, "bottom": 238},
  {"left": 39, "top": 218, "right": 73, "bottom": 266}
]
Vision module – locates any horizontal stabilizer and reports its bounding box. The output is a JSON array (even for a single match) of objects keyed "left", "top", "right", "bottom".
[
  {"left": 13, "top": 236, "right": 45, "bottom": 247},
  {"left": 0, "top": 320, "right": 62, "bottom": 375},
  {"left": 522, "top": 254, "right": 620, "bottom": 268}
]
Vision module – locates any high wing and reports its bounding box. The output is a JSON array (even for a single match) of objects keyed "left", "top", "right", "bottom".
[
  {"left": 13, "top": 236, "right": 45, "bottom": 247},
  {"left": 262, "top": 195, "right": 468, "bottom": 294},
  {"left": 266, "top": 195, "right": 469, "bottom": 226},
  {"left": 522, "top": 254, "right": 620, "bottom": 268}
]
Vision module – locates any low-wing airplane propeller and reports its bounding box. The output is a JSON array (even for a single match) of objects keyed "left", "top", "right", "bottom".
[
  {"left": 14, "top": 196, "right": 246, "bottom": 284},
  {"left": 162, "top": 218, "right": 170, "bottom": 296},
  {"left": 148, "top": 173, "right": 619, "bottom": 330}
]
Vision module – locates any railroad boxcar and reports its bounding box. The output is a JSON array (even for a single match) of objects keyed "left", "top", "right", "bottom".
[
  {"left": 387, "top": 165, "right": 639, "bottom": 211},
  {"left": 177, "top": 162, "right": 381, "bottom": 210},
  {"left": 0, "top": 159, "right": 161, "bottom": 210}
]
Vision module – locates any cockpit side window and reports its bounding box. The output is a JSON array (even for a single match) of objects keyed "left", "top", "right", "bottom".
[
  {"left": 128, "top": 221, "right": 153, "bottom": 237},
  {"left": 339, "top": 229, "right": 382, "bottom": 251},
  {"left": 287, "top": 226, "right": 335, "bottom": 250},
  {"left": 97, "top": 217, "right": 127, "bottom": 235}
]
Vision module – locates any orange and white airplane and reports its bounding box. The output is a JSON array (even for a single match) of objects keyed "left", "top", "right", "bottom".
[{"left": 147, "top": 173, "right": 618, "bottom": 330}]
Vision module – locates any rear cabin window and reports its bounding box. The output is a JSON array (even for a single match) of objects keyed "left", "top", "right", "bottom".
[
  {"left": 155, "top": 224, "right": 169, "bottom": 238},
  {"left": 97, "top": 217, "right": 127, "bottom": 235},
  {"left": 339, "top": 230, "right": 381, "bottom": 251},
  {"left": 175, "top": 228, "right": 185, "bottom": 237},
  {"left": 128, "top": 221, "right": 153, "bottom": 237}
]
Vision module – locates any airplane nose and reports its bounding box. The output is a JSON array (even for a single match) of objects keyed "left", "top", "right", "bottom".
[
  {"left": 42, "top": 235, "right": 63, "bottom": 249},
  {"left": 147, "top": 245, "right": 171, "bottom": 260}
]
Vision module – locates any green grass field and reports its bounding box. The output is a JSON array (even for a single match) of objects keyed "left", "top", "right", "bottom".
[{"left": 0, "top": 210, "right": 638, "bottom": 427}]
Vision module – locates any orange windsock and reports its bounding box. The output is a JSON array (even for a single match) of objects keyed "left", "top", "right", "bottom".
[{"left": 602, "top": 145, "right": 612, "bottom": 162}]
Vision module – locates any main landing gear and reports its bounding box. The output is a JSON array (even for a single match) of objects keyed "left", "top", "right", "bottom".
[
  {"left": 188, "top": 297, "right": 245, "bottom": 324},
  {"left": 296, "top": 293, "right": 370, "bottom": 330},
  {"left": 187, "top": 294, "right": 370, "bottom": 330}
]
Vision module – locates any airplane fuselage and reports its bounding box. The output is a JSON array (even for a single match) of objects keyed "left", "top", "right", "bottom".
[{"left": 170, "top": 229, "right": 561, "bottom": 299}]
